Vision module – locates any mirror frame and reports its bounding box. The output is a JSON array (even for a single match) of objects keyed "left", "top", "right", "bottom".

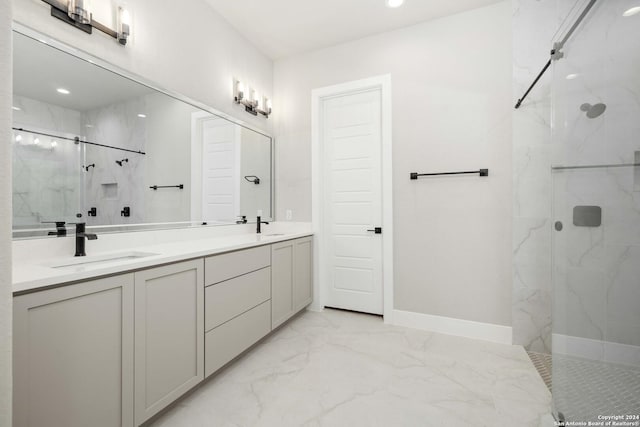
[{"left": 12, "top": 23, "right": 275, "bottom": 239}]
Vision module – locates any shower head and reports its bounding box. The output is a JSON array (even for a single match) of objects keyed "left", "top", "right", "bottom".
[{"left": 580, "top": 102, "right": 606, "bottom": 119}]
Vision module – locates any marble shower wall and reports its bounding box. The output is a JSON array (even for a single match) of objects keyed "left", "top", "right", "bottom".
[
  {"left": 11, "top": 95, "right": 83, "bottom": 226},
  {"left": 512, "top": 0, "right": 565, "bottom": 354},
  {"left": 83, "top": 97, "right": 147, "bottom": 226},
  {"left": 514, "top": 0, "right": 640, "bottom": 357},
  {"left": 551, "top": 0, "right": 640, "bottom": 357}
]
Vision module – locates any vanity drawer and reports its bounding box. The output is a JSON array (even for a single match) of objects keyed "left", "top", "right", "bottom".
[
  {"left": 205, "top": 267, "right": 271, "bottom": 331},
  {"left": 205, "top": 300, "right": 271, "bottom": 377},
  {"left": 205, "top": 245, "right": 270, "bottom": 285}
]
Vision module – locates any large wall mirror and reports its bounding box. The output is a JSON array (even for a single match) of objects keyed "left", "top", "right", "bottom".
[{"left": 12, "top": 29, "right": 273, "bottom": 238}]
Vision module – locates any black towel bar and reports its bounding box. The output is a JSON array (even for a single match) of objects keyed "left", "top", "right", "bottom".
[
  {"left": 410, "top": 169, "right": 488, "bottom": 180},
  {"left": 150, "top": 184, "right": 184, "bottom": 190}
]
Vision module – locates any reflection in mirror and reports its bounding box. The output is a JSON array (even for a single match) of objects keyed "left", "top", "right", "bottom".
[{"left": 12, "top": 30, "right": 273, "bottom": 238}]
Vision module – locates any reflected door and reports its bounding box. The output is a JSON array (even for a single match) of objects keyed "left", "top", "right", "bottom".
[{"left": 201, "top": 118, "right": 241, "bottom": 223}]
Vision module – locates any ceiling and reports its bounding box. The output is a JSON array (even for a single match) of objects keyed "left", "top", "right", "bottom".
[
  {"left": 204, "top": 0, "right": 503, "bottom": 59},
  {"left": 13, "top": 33, "right": 153, "bottom": 112}
]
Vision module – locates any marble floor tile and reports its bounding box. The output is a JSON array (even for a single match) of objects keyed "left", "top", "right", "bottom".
[{"left": 149, "top": 309, "right": 551, "bottom": 427}]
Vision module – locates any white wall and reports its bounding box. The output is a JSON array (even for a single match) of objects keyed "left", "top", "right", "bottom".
[
  {"left": 0, "top": 0, "right": 13, "bottom": 424},
  {"left": 274, "top": 2, "right": 513, "bottom": 327},
  {"left": 13, "top": 0, "right": 274, "bottom": 136}
]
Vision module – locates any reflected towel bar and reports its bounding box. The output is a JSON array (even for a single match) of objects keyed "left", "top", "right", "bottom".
[
  {"left": 410, "top": 169, "right": 489, "bottom": 180},
  {"left": 150, "top": 184, "right": 184, "bottom": 190}
]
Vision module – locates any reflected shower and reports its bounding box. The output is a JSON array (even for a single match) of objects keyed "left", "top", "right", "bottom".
[{"left": 580, "top": 102, "right": 606, "bottom": 119}]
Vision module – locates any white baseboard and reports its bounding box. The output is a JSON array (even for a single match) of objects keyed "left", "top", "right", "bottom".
[
  {"left": 392, "top": 309, "right": 513, "bottom": 345},
  {"left": 552, "top": 333, "right": 640, "bottom": 366}
]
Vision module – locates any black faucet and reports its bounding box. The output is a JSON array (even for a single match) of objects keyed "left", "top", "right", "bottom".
[
  {"left": 256, "top": 216, "right": 269, "bottom": 234},
  {"left": 75, "top": 223, "right": 98, "bottom": 257},
  {"left": 45, "top": 221, "right": 67, "bottom": 237}
]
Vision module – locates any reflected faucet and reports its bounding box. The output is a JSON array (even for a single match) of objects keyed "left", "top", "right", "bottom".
[
  {"left": 256, "top": 216, "right": 269, "bottom": 234},
  {"left": 75, "top": 222, "right": 98, "bottom": 257}
]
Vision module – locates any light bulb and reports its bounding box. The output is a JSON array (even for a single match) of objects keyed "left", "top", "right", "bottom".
[{"left": 386, "top": 0, "right": 404, "bottom": 8}]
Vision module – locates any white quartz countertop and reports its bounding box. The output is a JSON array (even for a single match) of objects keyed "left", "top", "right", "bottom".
[{"left": 13, "top": 223, "right": 313, "bottom": 294}]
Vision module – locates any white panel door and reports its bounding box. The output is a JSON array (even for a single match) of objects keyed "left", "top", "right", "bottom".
[
  {"left": 323, "top": 89, "right": 383, "bottom": 315},
  {"left": 202, "top": 118, "right": 241, "bottom": 222}
]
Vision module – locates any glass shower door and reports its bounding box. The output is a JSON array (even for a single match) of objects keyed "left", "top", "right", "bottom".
[{"left": 551, "top": 0, "right": 640, "bottom": 423}]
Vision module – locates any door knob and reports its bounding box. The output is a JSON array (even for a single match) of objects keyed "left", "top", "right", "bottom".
[{"left": 367, "top": 227, "right": 382, "bottom": 234}]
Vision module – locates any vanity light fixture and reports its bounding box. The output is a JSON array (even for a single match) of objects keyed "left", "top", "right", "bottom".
[
  {"left": 51, "top": 140, "right": 58, "bottom": 148},
  {"left": 57, "top": 88, "right": 71, "bottom": 95},
  {"left": 137, "top": 113, "right": 147, "bottom": 118},
  {"left": 34, "top": 138, "right": 40, "bottom": 146},
  {"left": 233, "top": 78, "right": 272, "bottom": 118},
  {"left": 41, "top": 0, "right": 132, "bottom": 46},
  {"left": 15, "top": 134, "right": 22, "bottom": 142},
  {"left": 566, "top": 73, "right": 579, "bottom": 80},
  {"left": 623, "top": 6, "right": 640, "bottom": 17}
]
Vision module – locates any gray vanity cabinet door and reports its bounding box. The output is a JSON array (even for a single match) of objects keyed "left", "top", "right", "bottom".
[
  {"left": 271, "top": 237, "right": 314, "bottom": 328},
  {"left": 293, "top": 237, "right": 313, "bottom": 312},
  {"left": 271, "top": 240, "right": 295, "bottom": 329},
  {"left": 13, "top": 274, "right": 135, "bottom": 427},
  {"left": 134, "top": 259, "right": 204, "bottom": 426}
]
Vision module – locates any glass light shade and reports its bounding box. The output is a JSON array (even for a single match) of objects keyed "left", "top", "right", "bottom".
[
  {"left": 235, "top": 80, "right": 245, "bottom": 100},
  {"left": 68, "top": 0, "right": 92, "bottom": 24},
  {"left": 254, "top": 92, "right": 262, "bottom": 109},
  {"left": 117, "top": 7, "right": 131, "bottom": 43}
]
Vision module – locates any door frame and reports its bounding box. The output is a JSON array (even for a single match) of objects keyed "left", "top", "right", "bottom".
[{"left": 310, "top": 75, "right": 394, "bottom": 323}]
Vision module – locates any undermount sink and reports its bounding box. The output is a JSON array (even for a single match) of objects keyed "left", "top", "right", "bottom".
[{"left": 47, "top": 251, "right": 159, "bottom": 269}]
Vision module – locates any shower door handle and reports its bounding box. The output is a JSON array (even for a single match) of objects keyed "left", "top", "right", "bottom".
[{"left": 367, "top": 227, "right": 382, "bottom": 234}]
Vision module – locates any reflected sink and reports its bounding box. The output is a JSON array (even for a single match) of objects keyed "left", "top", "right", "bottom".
[{"left": 47, "top": 251, "right": 159, "bottom": 269}]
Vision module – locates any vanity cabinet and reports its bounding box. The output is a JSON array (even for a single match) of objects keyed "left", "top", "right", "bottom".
[
  {"left": 13, "top": 274, "right": 135, "bottom": 427},
  {"left": 271, "top": 236, "right": 313, "bottom": 329},
  {"left": 133, "top": 259, "right": 204, "bottom": 426},
  {"left": 204, "top": 246, "right": 272, "bottom": 377},
  {"left": 13, "top": 235, "right": 313, "bottom": 427}
]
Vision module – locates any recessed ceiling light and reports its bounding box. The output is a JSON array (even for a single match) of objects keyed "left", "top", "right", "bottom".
[
  {"left": 137, "top": 114, "right": 147, "bottom": 118},
  {"left": 12, "top": 106, "right": 21, "bottom": 111},
  {"left": 386, "top": 0, "right": 404, "bottom": 8},
  {"left": 566, "top": 73, "right": 579, "bottom": 80},
  {"left": 623, "top": 6, "right": 640, "bottom": 17},
  {"left": 57, "top": 88, "right": 70, "bottom": 95}
]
